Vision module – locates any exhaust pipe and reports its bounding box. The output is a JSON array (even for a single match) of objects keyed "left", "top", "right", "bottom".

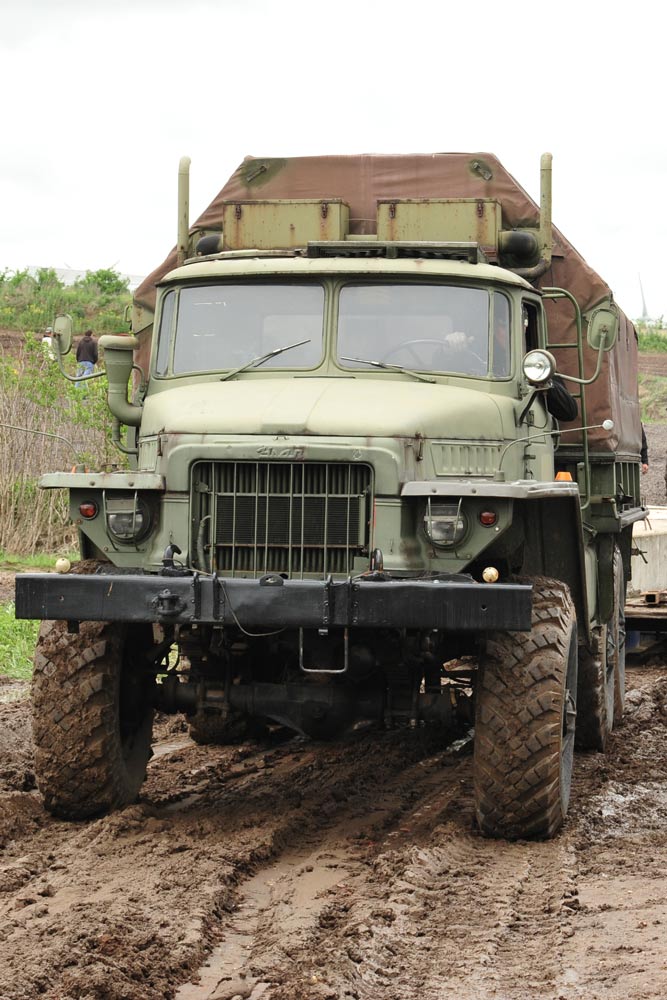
[
  {"left": 177, "top": 156, "right": 191, "bottom": 266},
  {"left": 538, "top": 151, "right": 553, "bottom": 269},
  {"left": 512, "top": 152, "right": 553, "bottom": 281}
]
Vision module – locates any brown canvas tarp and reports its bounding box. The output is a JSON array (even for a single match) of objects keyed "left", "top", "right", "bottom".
[{"left": 135, "top": 153, "right": 640, "bottom": 456}]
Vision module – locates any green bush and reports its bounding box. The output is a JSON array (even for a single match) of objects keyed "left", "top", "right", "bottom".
[
  {"left": 638, "top": 373, "right": 667, "bottom": 422},
  {"left": 0, "top": 330, "right": 127, "bottom": 553},
  {"left": 0, "top": 267, "right": 131, "bottom": 334},
  {"left": 0, "top": 268, "right": 135, "bottom": 555},
  {"left": 638, "top": 330, "right": 667, "bottom": 353},
  {"left": 0, "top": 603, "right": 38, "bottom": 681}
]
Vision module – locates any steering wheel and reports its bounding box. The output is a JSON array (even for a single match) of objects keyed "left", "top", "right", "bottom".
[
  {"left": 381, "top": 339, "right": 446, "bottom": 367},
  {"left": 382, "top": 337, "right": 487, "bottom": 374}
]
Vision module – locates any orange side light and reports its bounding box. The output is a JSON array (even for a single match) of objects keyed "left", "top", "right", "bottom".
[{"left": 555, "top": 471, "right": 573, "bottom": 481}]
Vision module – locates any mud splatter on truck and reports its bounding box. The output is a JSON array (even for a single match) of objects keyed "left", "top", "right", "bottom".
[{"left": 16, "top": 152, "right": 644, "bottom": 839}]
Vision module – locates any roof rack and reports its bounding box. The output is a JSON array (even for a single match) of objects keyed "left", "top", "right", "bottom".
[{"left": 306, "top": 241, "right": 488, "bottom": 263}]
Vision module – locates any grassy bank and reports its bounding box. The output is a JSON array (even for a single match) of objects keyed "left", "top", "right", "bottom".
[
  {"left": 0, "top": 553, "right": 74, "bottom": 683},
  {"left": 639, "top": 373, "right": 667, "bottom": 423},
  {"left": 0, "top": 603, "right": 38, "bottom": 681}
]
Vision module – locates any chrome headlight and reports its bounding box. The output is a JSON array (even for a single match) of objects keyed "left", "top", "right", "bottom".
[
  {"left": 522, "top": 349, "right": 556, "bottom": 385},
  {"left": 106, "top": 494, "right": 151, "bottom": 542},
  {"left": 423, "top": 501, "right": 467, "bottom": 548}
]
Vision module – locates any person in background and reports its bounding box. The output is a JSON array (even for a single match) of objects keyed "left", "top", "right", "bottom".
[
  {"left": 42, "top": 326, "right": 55, "bottom": 361},
  {"left": 76, "top": 329, "right": 98, "bottom": 386},
  {"left": 641, "top": 423, "right": 649, "bottom": 474}
]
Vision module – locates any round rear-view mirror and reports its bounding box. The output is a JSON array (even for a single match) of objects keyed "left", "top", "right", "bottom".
[
  {"left": 587, "top": 305, "right": 619, "bottom": 352},
  {"left": 53, "top": 314, "right": 73, "bottom": 356}
]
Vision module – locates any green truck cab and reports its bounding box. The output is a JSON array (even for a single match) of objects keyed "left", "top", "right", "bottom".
[{"left": 16, "top": 153, "right": 644, "bottom": 838}]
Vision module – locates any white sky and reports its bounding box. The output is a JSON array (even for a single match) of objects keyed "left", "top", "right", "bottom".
[{"left": 1, "top": 0, "right": 664, "bottom": 320}]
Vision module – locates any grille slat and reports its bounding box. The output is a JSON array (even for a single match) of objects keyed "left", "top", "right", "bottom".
[{"left": 193, "top": 461, "right": 372, "bottom": 578}]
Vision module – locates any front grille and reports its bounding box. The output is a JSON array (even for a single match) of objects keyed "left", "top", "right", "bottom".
[{"left": 191, "top": 461, "right": 373, "bottom": 577}]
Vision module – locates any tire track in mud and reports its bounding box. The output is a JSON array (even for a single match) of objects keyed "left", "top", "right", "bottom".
[
  {"left": 0, "top": 721, "right": 465, "bottom": 1000},
  {"left": 166, "top": 667, "right": 667, "bottom": 1000},
  {"left": 2, "top": 665, "right": 667, "bottom": 1000},
  {"left": 559, "top": 666, "right": 667, "bottom": 1000},
  {"left": 173, "top": 740, "right": 475, "bottom": 1000},
  {"left": 216, "top": 774, "right": 578, "bottom": 1000},
  {"left": 171, "top": 733, "right": 579, "bottom": 1000}
]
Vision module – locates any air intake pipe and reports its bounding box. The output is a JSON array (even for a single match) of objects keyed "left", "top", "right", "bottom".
[{"left": 98, "top": 335, "right": 142, "bottom": 427}]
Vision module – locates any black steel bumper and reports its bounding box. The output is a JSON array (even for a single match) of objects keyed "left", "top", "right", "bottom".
[{"left": 14, "top": 572, "right": 533, "bottom": 631}]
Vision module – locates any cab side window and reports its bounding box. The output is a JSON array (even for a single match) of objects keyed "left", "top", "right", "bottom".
[{"left": 522, "top": 302, "right": 540, "bottom": 354}]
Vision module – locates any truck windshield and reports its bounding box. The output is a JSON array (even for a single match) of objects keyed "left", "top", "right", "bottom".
[
  {"left": 337, "top": 284, "right": 509, "bottom": 377},
  {"left": 161, "top": 284, "right": 325, "bottom": 375}
]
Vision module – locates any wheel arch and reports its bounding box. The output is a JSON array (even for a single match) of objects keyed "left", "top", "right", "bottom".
[{"left": 515, "top": 496, "right": 589, "bottom": 642}]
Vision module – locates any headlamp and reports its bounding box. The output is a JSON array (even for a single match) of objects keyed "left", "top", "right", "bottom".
[
  {"left": 106, "top": 493, "right": 151, "bottom": 543},
  {"left": 423, "top": 501, "right": 467, "bottom": 548},
  {"left": 522, "top": 349, "right": 556, "bottom": 385}
]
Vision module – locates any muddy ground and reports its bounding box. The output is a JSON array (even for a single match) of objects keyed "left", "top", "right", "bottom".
[
  {"left": 0, "top": 658, "right": 666, "bottom": 1000},
  {"left": 1, "top": 427, "right": 667, "bottom": 999}
]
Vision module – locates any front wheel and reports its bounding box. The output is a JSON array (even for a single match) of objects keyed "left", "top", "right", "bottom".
[
  {"left": 32, "top": 620, "right": 156, "bottom": 819},
  {"left": 474, "top": 578, "right": 578, "bottom": 840}
]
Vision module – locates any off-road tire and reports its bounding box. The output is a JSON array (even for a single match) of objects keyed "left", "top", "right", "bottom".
[
  {"left": 576, "top": 625, "right": 613, "bottom": 752},
  {"left": 32, "top": 619, "right": 155, "bottom": 820},
  {"left": 610, "top": 546, "right": 626, "bottom": 724},
  {"left": 474, "top": 577, "right": 578, "bottom": 840}
]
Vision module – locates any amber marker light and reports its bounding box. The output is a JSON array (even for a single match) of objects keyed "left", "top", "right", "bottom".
[
  {"left": 555, "top": 471, "right": 573, "bottom": 481},
  {"left": 479, "top": 510, "right": 497, "bottom": 526},
  {"left": 79, "top": 501, "right": 98, "bottom": 519}
]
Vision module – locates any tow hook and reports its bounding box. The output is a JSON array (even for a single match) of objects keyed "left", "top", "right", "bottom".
[{"left": 153, "top": 588, "right": 186, "bottom": 619}]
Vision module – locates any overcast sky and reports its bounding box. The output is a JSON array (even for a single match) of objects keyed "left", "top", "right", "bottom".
[{"left": 1, "top": 0, "right": 664, "bottom": 321}]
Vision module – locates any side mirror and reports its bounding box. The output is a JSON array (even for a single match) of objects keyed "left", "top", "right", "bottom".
[
  {"left": 587, "top": 304, "right": 619, "bottom": 352},
  {"left": 53, "top": 314, "right": 73, "bottom": 356}
]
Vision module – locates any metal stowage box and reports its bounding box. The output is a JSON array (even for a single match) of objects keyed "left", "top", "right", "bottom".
[
  {"left": 376, "top": 198, "right": 502, "bottom": 252},
  {"left": 222, "top": 199, "right": 350, "bottom": 250}
]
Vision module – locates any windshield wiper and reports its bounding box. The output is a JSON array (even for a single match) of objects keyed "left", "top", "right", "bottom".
[
  {"left": 340, "top": 357, "right": 436, "bottom": 384},
  {"left": 220, "top": 339, "right": 311, "bottom": 381}
]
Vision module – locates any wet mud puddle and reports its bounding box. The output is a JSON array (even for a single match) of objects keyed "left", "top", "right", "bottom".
[{"left": 175, "top": 835, "right": 366, "bottom": 1000}]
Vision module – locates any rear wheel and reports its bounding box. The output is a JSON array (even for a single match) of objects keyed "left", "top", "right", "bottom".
[
  {"left": 610, "top": 546, "right": 627, "bottom": 724},
  {"left": 474, "top": 578, "right": 578, "bottom": 840},
  {"left": 576, "top": 626, "right": 613, "bottom": 751},
  {"left": 32, "top": 620, "right": 155, "bottom": 819}
]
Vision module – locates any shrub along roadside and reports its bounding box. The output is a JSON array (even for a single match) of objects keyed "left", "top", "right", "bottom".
[
  {"left": 0, "top": 267, "right": 132, "bottom": 334},
  {"left": 0, "top": 330, "right": 128, "bottom": 554},
  {"left": 0, "top": 603, "right": 38, "bottom": 681}
]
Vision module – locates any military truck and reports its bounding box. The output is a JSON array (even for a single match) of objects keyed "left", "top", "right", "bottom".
[{"left": 16, "top": 152, "right": 645, "bottom": 839}]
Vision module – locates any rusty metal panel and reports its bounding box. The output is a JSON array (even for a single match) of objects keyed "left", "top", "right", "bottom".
[
  {"left": 377, "top": 199, "right": 502, "bottom": 252},
  {"left": 221, "top": 199, "right": 349, "bottom": 250}
]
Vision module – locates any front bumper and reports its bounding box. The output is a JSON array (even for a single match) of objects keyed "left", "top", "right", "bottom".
[{"left": 15, "top": 571, "right": 533, "bottom": 631}]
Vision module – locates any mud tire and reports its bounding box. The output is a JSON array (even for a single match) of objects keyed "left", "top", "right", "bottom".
[
  {"left": 474, "top": 577, "right": 578, "bottom": 840},
  {"left": 32, "top": 620, "right": 155, "bottom": 820},
  {"left": 610, "top": 546, "right": 626, "bottom": 724},
  {"left": 576, "top": 626, "right": 613, "bottom": 752}
]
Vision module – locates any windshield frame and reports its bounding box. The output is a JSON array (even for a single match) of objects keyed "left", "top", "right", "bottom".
[
  {"left": 334, "top": 279, "right": 512, "bottom": 380},
  {"left": 152, "top": 279, "right": 328, "bottom": 378},
  {"left": 151, "top": 275, "right": 514, "bottom": 382}
]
